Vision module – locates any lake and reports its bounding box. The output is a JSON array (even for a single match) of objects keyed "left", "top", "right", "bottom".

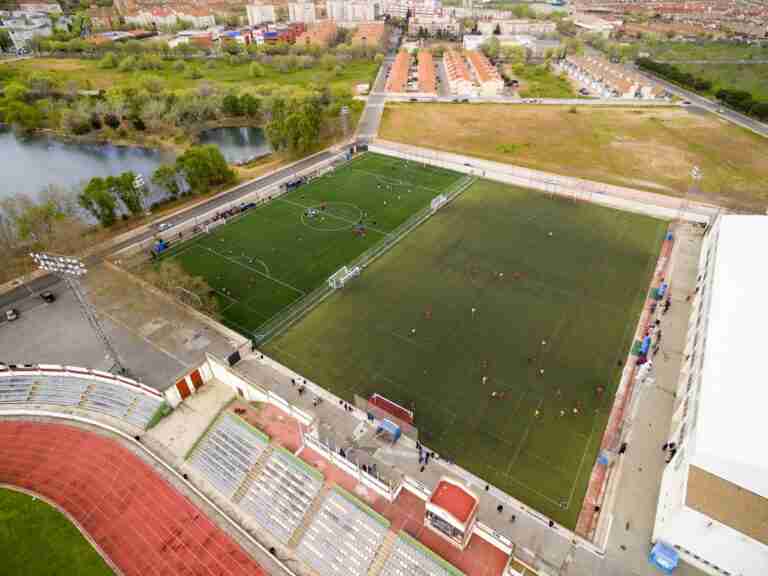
[
  {"left": 0, "top": 129, "right": 175, "bottom": 201},
  {"left": 198, "top": 126, "right": 272, "bottom": 165}
]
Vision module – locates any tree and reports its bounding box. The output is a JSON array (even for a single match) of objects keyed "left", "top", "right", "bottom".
[
  {"left": 222, "top": 93, "right": 242, "bottom": 116},
  {"left": 79, "top": 177, "right": 118, "bottom": 227},
  {"left": 267, "top": 96, "right": 322, "bottom": 155},
  {"left": 481, "top": 37, "right": 500, "bottom": 60},
  {"left": 240, "top": 93, "right": 260, "bottom": 117},
  {"left": 99, "top": 52, "right": 119, "bottom": 68},
  {"left": 0, "top": 30, "right": 12, "bottom": 53},
  {"left": 249, "top": 62, "right": 265, "bottom": 78},
  {"left": 750, "top": 101, "right": 768, "bottom": 121},
  {"left": 3, "top": 101, "right": 43, "bottom": 132},
  {"left": 175, "top": 145, "right": 235, "bottom": 194},
  {"left": 107, "top": 171, "right": 147, "bottom": 217},
  {"left": 15, "top": 199, "right": 62, "bottom": 244},
  {"left": 152, "top": 164, "right": 180, "bottom": 197},
  {"left": 4, "top": 82, "right": 30, "bottom": 103}
]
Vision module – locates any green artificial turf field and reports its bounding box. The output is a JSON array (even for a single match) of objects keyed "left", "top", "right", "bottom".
[
  {"left": 264, "top": 179, "right": 668, "bottom": 527},
  {"left": 0, "top": 489, "right": 113, "bottom": 576},
  {"left": 158, "top": 153, "right": 466, "bottom": 336}
]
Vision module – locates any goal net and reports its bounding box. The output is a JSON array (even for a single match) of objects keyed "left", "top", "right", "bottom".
[
  {"left": 355, "top": 394, "right": 419, "bottom": 441},
  {"left": 328, "top": 265, "right": 361, "bottom": 289},
  {"left": 431, "top": 193, "right": 448, "bottom": 212}
]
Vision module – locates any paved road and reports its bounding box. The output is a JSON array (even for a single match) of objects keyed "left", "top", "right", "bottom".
[
  {"left": 0, "top": 149, "right": 337, "bottom": 312},
  {"left": 629, "top": 65, "right": 768, "bottom": 137},
  {"left": 356, "top": 56, "right": 391, "bottom": 141},
  {"left": 376, "top": 93, "right": 683, "bottom": 106},
  {"left": 654, "top": 59, "right": 768, "bottom": 64}
]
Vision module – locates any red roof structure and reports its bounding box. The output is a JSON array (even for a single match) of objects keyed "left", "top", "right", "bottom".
[{"left": 430, "top": 479, "right": 478, "bottom": 524}]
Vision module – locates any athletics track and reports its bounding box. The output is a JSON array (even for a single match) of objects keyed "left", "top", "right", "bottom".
[{"left": 0, "top": 421, "right": 266, "bottom": 576}]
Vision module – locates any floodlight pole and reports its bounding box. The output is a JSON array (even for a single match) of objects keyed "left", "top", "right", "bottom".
[{"left": 31, "top": 253, "right": 127, "bottom": 375}]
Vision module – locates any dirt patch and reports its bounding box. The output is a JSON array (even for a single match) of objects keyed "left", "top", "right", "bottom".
[{"left": 380, "top": 103, "right": 768, "bottom": 210}]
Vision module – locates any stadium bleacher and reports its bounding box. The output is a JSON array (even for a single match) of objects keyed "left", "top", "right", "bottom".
[
  {"left": 381, "top": 533, "right": 466, "bottom": 576},
  {"left": 0, "top": 368, "right": 165, "bottom": 429},
  {"left": 189, "top": 411, "right": 269, "bottom": 498},
  {"left": 296, "top": 488, "right": 389, "bottom": 576},
  {"left": 238, "top": 447, "right": 324, "bottom": 543}
]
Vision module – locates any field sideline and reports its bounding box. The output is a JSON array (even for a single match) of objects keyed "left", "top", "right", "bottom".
[
  {"left": 264, "top": 179, "right": 668, "bottom": 527},
  {"left": 154, "top": 153, "right": 465, "bottom": 336}
]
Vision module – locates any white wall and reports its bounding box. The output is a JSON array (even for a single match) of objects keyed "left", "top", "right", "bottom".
[
  {"left": 370, "top": 140, "right": 717, "bottom": 223},
  {"left": 657, "top": 505, "right": 768, "bottom": 576}
]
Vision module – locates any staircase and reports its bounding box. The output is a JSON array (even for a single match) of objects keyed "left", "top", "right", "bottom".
[
  {"left": 232, "top": 445, "right": 273, "bottom": 504},
  {"left": 367, "top": 530, "right": 398, "bottom": 576},
  {"left": 123, "top": 395, "right": 140, "bottom": 420},
  {"left": 287, "top": 483, "right": 332, "bottom": 549},
  {"left": 77, "top": 383, "right": 95, "bottom": 407}
]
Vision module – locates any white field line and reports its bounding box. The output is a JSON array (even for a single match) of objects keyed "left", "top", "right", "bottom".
[
  {"left": 507, "top": 396, "right": 545, "bottom": 475},
  {"left": 277, "top": 197, "right": 390, "bottom": 236},
  {"left": 199, "top": 245, "right": 305, "bottom": 296}
]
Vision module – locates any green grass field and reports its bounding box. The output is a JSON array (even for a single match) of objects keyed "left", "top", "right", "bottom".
[
  {"left": 264, "top": 179, "right": 667, "bottom": 527},
  {"left": 158, "top": 153, "right": 465, "bottom": 335},
  {"left": 675, "top": 62, "right": 768, "bottom": 100},
  {"left": 0, "top": 489, "right": 113, "bottom": 576}
]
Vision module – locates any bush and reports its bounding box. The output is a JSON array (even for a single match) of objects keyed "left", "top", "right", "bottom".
[{"left": 104, "top": 113, "right": 121, "bottom": 129}]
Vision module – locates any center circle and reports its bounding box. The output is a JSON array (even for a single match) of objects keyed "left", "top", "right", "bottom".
[{"left": 300, "top": 202, "right": 363, "bottom": 232}]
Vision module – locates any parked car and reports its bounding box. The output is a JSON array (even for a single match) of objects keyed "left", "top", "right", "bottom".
[
  {"left": 4, "top": 308, "right": 20, "bottom": 322},
  {"left": 40, "top": 291, "right": 55, "bottom": 303}
]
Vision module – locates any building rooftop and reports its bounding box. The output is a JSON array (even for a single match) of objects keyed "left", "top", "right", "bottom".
[
  {"left": 694, "top": 215, "right": 768, "bottom": 499},
  {"left": 430, "top": 479, "right": 477, "bottom": 525},
  {"left": 686, "top": 465, "right": 768, "bottom": 546}
]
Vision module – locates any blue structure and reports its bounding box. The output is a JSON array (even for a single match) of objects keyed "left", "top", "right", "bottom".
[
  {"left": 649, "top": 541, "right": 679, "bottom": 574},
  {"left": 377, "top": 419, "right": 402, "bottom": 443},
  {"left": 640, "top": 335, "right": 652, "bottom": 356}
]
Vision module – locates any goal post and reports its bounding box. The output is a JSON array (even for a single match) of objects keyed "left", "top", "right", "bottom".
[
  {"left": 431, "top": 193, "right": 448, "bottom": 212},
  {"left": 355, "top": 393, "right": 419, "bottom": 441},
  {"left": 328, "top": 265, "right": 361, "bottom": 289}
]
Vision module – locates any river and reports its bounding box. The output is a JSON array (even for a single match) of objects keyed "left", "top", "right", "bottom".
[
  {"left": 0, "top": 129, "right": 175, "bottom": 201},
  {"left": 198, "top": 126, "right": 272, "bottom": 165},
  {"left": 0, "top": 126, "right": 272, "bottom": 202}
]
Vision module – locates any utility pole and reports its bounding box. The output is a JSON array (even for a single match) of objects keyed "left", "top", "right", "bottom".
[{"left": 31, "top": 253, "right": 126, "bottom": 375}]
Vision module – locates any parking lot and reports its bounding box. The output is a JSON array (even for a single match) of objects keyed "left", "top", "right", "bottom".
[{"left": 0, "top": 263, "right": 246, "bottom": 391}]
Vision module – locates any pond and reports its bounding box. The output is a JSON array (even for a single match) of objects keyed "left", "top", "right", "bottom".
[
  {"left": 198, "top": 126, "right": 272, "bottom": 165},
  {"left": 0, "top": 129, "right": 175, "bottom": 201}
]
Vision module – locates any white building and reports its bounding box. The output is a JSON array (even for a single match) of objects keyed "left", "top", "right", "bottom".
[
  {"left": 246, "top": 4, "right": 276, "bottom": 25},
  {"left": 17, "top": 2, "right": 61, "bottom": 14},
  {"left": 288, "top": 1, "right": 317, "bottom": 23},
  {"left": 0, "top": 12, "right": 52, "bottom": 50},
  {"left": 177, "top": 8, "right": 215, "bottom": 29},
  {"left": 572, "top": 13, "right": 617, "bottom": 38},
  {"left": 326, "top": 0, "right": 379, "bottom": 22},
  {"left": 653, "top": 215, "right": 768, "bottom": 576},
  {"left": 382, "top": 0, "right": 440, "bottom": 19},
  {"left": 477, "top": 19, "right": 555, "bottom": 36}
]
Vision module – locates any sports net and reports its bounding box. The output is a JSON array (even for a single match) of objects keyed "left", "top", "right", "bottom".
[{"left": 355, "top": 393, "right": 419, "bottom": 441}]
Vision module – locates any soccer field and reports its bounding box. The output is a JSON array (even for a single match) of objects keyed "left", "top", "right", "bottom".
[
  {"left": 264, "top": 179, "right": 668, "bottom": 528},
  {"left": 158, "top": 153, "right": 466, "bottom": 336}
]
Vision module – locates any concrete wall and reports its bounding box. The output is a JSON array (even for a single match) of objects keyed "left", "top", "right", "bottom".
[{"left": 369, "top": 140, "right": 717, "bottom": 224}]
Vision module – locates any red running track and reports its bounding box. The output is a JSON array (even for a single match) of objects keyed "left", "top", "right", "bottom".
[{"left": 0, "top": 421, "right": 267, "bottom": 576}]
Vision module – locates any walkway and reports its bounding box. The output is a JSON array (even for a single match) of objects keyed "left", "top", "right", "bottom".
[{"left": 0, "top": 420, "right": 267, "bottom": 576}]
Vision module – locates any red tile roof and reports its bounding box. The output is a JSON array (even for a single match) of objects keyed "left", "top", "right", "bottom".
[{"left": 430, "top": 480, "right": 477, "bottom": 524}]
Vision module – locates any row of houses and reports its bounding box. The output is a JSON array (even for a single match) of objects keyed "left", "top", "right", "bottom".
[
  {"left": 559, "top": 55, "right": 667, "bottom": 99},
  {"left": 384, "top": 49, "right": 438, "bottom": 95},
  {"left": 120, "top": 6, "right": 217, "bottom": 29},
  {"left": 444, "top": 49, "right": 504, "bottom": 97}
]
